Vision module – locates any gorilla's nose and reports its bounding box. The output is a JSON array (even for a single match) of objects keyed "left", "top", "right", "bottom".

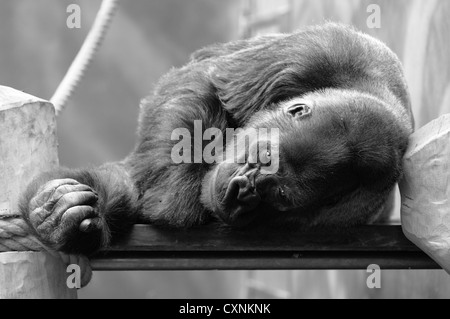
[{"left": 286, "top": 103, "right": 312, "bottom": 118}]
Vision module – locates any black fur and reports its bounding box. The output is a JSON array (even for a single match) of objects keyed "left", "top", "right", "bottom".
[{"left": 20, "top": 23, "right": 414, "bottom": 255}]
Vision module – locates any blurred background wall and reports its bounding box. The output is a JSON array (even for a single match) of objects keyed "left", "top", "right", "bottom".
[{"left": 1, "top": 0, "right": 450, "bottom": 298}]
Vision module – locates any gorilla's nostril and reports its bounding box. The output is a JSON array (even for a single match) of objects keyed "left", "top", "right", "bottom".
[{"left": 287, "top": 103, "right": 311, "bottom": 117}]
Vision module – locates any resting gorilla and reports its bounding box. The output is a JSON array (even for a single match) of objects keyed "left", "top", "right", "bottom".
[{"left": 20, "top": 23, "right": 414, "bottom": 255}]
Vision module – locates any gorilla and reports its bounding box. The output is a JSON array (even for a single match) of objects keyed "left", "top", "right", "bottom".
[{"left": 20, "top": 23, "right": 414, "bottom": 255}]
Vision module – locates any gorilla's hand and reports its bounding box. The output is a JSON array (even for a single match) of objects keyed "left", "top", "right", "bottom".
[
  {"left": 202, "top": 162, "right": 261, "bottom": 227},
  {"left": 26, "top": 179, "right": 106, "bottom": 254}
]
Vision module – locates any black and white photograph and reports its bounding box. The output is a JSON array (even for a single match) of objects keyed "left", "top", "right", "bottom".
[{"left": 0, "top": 0, "right": 450, "bottom": 302}]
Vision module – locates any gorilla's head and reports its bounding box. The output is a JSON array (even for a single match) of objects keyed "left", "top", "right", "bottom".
[{"left": 202, "top": 89, "right": 410, "bottom": 228}]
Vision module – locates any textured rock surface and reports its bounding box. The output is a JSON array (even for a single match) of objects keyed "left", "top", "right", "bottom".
[
  {"left": 0, "top": 252, "right": 77, "bottom": 299},
  {"left": 0, "top": 86, "right": 59, "bottom": 216},
  {"left": 401, "top": 114, "right": 450, "bottom": 274},
  {"left": 0, "top": 86, "right": 77, "bottom": 299}
]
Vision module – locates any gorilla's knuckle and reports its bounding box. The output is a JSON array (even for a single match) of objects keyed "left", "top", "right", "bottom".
[
  {"left": 29, "top": 207, "right": 48, "bottom": 228},
  {"left": 51, "top": 184, "right": 75, "bottom": 202},
  {"left": 35, "top": 219, "right": 55, "bottom": 239}
]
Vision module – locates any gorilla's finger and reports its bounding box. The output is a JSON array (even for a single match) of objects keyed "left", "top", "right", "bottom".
[
  {"left": 218, "top": 175, "right": 261, "bottom": 227},
  {"left": 222, "top": 176, "right": 247, "bottom": 205},
  {"left": 48, "top": 214, "right": 103, "bottom": 251},
  {"left": 37, "top": 202, "right": 97, "bottom": 236},
  {"left": 80, "top": 219, "right": 93, "bottom": 232},
  {"left": 52, "top": 191, "right": 98, "bottom": 218},
  {"left": 61, "top": 205, "right": 98, "bottom": 226},
  {"left": 223, "top": 176, "right": 260, "bottom": 205},
  {"left": 30, "top": 179, "right": 80, "bottom": 210},
  {"left": 30, "top": 185, "right": 96, "bottom": 228},
  {"left": 29, "top": 207, "right": 50, "bottom": 229},
  {"left": 43, "top": 184, "right": 95, "bottom": 211},
  {"left": 237, "top": 187, "right": 260, "bottom": 203},
  {"left": 38, "top": 179, "right": 80, "bottom": 195},
  {"left": 79, "top": 218, "right": 103, "bottom": 233}
]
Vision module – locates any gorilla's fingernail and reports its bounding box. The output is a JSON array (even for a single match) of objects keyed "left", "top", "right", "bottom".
[{"left": 80, "top": 219, "right": 92, "bottom": 232}]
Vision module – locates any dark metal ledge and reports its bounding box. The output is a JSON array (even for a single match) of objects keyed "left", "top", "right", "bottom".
[{"left": 90, "top": 225, "right": 440, "bottom": 271}]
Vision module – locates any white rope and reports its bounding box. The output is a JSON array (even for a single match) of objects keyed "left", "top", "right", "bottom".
[
  {"left": 0, "top": 216, "right": 92, "bottom": 287},
  {"left": 51, "top": 0, "right": 120, "bottom": 115}
]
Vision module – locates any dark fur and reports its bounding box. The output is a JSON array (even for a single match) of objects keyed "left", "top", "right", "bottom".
[{"left": 20, "top": 23, "right": 414, "bottom": 255}]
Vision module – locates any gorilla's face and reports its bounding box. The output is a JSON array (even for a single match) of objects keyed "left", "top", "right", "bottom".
[{"left": 205, "top": 90, "right": 406, "bottom": 227}]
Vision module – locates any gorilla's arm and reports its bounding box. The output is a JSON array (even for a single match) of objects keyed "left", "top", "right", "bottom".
[
  {"left": 19, "top": 163, "right": 139, "bottom": 255},
  {"left": 128, "top": 66, "right": 231, "bottom": 228}
]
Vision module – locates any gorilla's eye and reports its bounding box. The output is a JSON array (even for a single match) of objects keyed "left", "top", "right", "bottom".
[{"left": 259, "top": 150, "right": 272, "bottom": 166}]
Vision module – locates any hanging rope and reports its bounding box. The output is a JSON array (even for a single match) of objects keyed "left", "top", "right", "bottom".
[
  {"left": 0, "top": 215, "right": 92, "bottom": 287},
  {"left": 51, "top": 0, "right": 120, "bottom": 115}
]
